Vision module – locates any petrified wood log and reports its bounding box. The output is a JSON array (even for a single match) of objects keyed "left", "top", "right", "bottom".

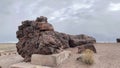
[
  {"left": 16, "top": 16, "right": 96, "bottom": 62},
  {"left": 78, "top": 44, "right": 97, "bottom": 53},
  {"left": 116, "top": 38, "right": 120, "bottom": 43}
]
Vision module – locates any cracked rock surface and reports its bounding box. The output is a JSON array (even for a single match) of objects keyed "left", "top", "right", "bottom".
[{"left": 16, "top": 16, "right": 96, "bottom": 62}]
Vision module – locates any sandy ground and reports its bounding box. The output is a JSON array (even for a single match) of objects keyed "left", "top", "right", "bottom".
[
  {"left": 0, "top": 43, "right": 120, "bottom": 68},
  {"left": 57, "top": 43, "right": 120, "bottom": 68},
  {"left": 0, "top": 43, "right": 23, "bottom": 68}
]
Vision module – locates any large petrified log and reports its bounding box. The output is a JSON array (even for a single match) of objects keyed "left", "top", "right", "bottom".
[{"left": 16, "top": 16, "right": 96, "bottom": 62}]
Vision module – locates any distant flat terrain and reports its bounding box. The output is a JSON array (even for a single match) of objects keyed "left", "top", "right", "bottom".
[
  {"left": 0, "top": 43, "right": 16, "bottom": 51},
  {"left": 0, "top": 43, "right": 120, "bottom": 68}
]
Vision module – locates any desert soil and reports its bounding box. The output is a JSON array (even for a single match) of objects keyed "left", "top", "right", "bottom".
[{"left": 0, "top": 43, "right": 120, "bottom": 68}]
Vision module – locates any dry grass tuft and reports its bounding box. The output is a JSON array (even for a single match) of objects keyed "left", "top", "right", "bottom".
[{"left": 77, "top": 49, "right": 94, "bottom": 65}]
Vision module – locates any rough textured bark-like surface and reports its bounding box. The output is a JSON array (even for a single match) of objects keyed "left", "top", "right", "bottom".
[
  {"left": 116, "top": 38, "right": 120, "bottom": 43},
  {"left": 78, "top": 44, "right": 97, "bottom": 53},
  {"left": 16, "top": 16, "right": 96, "bottom": 62}
]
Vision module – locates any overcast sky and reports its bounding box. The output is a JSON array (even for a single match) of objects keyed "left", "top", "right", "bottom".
[{"left": 0, "top": 0, "right": 120, "bottom": 43}]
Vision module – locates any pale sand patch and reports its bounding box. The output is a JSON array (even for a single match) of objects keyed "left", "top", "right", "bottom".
[
  {"left": 0, "top": 55, "right": 24, "bottom": 68},
  {"left": 10, "top": 62, "right": 52, "bottom": 68}
]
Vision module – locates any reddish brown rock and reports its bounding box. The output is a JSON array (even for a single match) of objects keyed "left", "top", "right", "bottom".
[
  {"left": 78, "top": 44, "right": 97, "bottom": 53},
  {"left": 116, "top": 38, "right": 120, "bottom": 43},
  {"left": 16, "top": 16, "right": 96, "bottom": 62},
  {"left": 36, "top": 16, "right": 48, "bottom": 22},
  {"left": 69, "top": 34, "right": 96, "bottom": 47},
  {"left": 37, "top": 23, "right": 54, "bottom": 31}
]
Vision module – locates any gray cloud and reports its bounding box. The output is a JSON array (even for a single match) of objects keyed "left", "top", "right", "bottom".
[{"left": 0, "top": 0, "right": 120, "bottom": 43}]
